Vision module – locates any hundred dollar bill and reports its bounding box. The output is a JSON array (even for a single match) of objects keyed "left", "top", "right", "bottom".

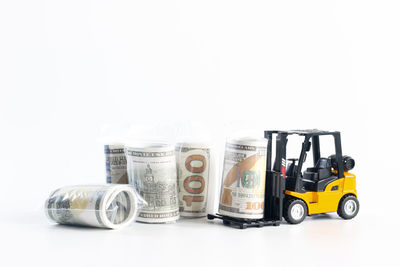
[
  {"left": 125, "top": 143, "right": 179, "bottom": 223},
  {"left": 219, "top": 138, "right": 267, "bottom": 219},
  {"left": 176, "top": 142, "right": 210, "bottom": 218},
  {"left": 105, "top": 144, "right": 128, "bottom": 184},
  {"left": 45, "top": 185, "right": 138, "bottom": 229}
]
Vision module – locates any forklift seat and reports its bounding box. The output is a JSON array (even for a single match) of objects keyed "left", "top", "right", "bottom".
[
  {"left": 302, "top": 158, "right": 336, "bottom": 191},
  {"left": 304, "top": 158, "right": 332, "bottom": 181}
]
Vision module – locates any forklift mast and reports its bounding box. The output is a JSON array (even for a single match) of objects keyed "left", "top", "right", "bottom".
[{"left": 264, "top": 131, "right": 286, "bottom": 222}]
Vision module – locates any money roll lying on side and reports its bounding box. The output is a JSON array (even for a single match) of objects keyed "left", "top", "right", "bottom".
[
  {"left": 176, "top": 142, "right": 210, "bottom": 218},
  {"left": 104, "top": 144, "right": 128, "bottom": 184},
  {"left": 125, "top": 143, "right": 179, "bottom": 223},
  {"left": 219, "top": 137, "right": 268, "bottom": 219},
  {"left": 45, "top": 185, "right": 138, "bottom": 229}
]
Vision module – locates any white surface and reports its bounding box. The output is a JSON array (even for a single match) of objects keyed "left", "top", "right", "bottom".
[
  {"left": 0, "top": 211, "right": 396, "bottom": 267},
  {"left": 0, "top": 1, "right": 399, "bottom": 266}
]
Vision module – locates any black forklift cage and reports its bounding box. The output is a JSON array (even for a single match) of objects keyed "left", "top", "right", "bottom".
[{"left": 265, "top": 130, "right": 344, "bottom": 178}]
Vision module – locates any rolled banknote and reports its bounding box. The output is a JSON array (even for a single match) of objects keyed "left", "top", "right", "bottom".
[
  {"left": 176, "top": 142, "right": 210, "bottom": 218},
  {"left": 45, "top": 185, "right": 138, "bottom": 229},
  {"left": 218, "top": 138, "right": 267, "bottom": 219},
  {"left": 105, "top": 144, "right": 128, "bottom": 184},
  {"left": 125, "top": 143, "right": 179, "bottom": 223}
]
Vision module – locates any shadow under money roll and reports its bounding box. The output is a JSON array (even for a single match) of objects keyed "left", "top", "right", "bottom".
[
  {"left": 44, "top": 185, "right": 138, "bottom": 229},
  {"left": 176, "top": 142, "right": 210, "bottom": 218},
  {"left": 218, "top": 137, "right": 268, "bottom": 220},
  {"left": 125, "top": 143, "right": 180, "bottom": 223}
]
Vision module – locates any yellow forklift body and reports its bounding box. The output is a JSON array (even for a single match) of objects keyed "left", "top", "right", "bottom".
[{"left": 284, "top": 172, "right": 357, "bottom": 215}]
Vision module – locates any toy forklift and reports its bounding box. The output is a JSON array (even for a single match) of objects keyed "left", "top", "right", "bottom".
[{"left": 208, "top": 130, "right": 359, "bottom": 228}]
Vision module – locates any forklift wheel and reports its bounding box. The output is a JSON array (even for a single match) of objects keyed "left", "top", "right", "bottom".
[
  {"left": 284, "top": 198, "right": 308, "bottom": 224},
  {"left": 337, "top": 195, "right": 359, "bottom": 220}
]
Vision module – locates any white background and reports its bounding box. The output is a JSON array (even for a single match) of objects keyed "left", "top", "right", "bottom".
[{"left": 0, "top": 1, "right": 399, "bottom": 266}]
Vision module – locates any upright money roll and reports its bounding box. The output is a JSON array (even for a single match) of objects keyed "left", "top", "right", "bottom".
[
  {"left": 125, "top": 143, "right": 179, "bottom": 223},
  {"left": 45, "top": 185, "right": 138, "bottom": 229},
  {"left": 176, "top": 142, "right": 210, "bottom": 218},
  {"left": 218, "top": 138, "right": 268, "bottom": 219},
  {"left": 105, "top": 144, "right": 128, "bottom": 184}
]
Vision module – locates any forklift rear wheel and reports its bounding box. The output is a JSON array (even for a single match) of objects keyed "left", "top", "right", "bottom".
[
  {"left": 337, "top": 195, "right": 359, "bottom": 219},
  {"left": 283, "top": 198, "right": 308, "bottom": 224}
]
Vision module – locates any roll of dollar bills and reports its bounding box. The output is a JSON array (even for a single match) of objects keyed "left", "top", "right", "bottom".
[
  {"left": 125, "top": 143, "right": 179, "bottom": 223},
  {"left": 45, "top": 185, "right": 138, "bottom": 229},
  {"left": 218, "top": 138, "right": 267, "bottom": 219},
  {"left": 176, "top": 142, "right": 210, "bottom": 218},
  {"left": 105, "top": 144, "right": 128, "bottom": 184}
]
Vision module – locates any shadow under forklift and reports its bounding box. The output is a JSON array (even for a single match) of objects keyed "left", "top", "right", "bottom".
[{"left": 208, "top": 130, "right": 359, "bottom": 229}]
